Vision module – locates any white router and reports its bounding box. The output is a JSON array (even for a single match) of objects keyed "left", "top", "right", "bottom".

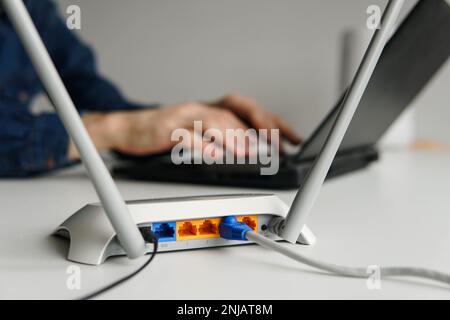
[
  {"left": 54, "top": 194, "right": 316, "bottom": 265},
  {"left": 2, "top": 0, "right": 404, "bottom": 265}
]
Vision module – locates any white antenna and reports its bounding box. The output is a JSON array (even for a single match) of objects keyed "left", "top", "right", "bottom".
[
  {"left": 2, "top": 0, "right": 146, "bottom": 259},
  {"left": 279, "top": 0, "right": 405, "bottom": 243}
]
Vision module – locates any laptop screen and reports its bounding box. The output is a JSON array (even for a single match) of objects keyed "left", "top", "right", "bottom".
[{"left": 297, "top": 0, "right": 450, "bottom": 161}]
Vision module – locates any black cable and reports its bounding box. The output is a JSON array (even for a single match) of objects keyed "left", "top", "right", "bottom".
[{"left": 79, "top": 229, "right": 158, "bottom": 300}]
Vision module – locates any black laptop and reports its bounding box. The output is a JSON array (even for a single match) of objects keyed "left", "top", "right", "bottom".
[{"left": 114, "top": 0, "right": 450, "bottom": 189}]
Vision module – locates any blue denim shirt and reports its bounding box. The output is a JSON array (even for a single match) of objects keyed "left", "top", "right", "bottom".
[{"left": 0, "top": 0, "right": 153, "bottom": 177}]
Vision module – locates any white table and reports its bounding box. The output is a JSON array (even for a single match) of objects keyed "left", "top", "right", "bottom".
[{"left": 1, "top": 149, "right": 449, "bottom": 300}]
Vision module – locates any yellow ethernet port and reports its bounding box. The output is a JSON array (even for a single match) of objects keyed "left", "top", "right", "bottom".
[
  {"left": 176, "top": 218, "right": 222, "bottom": 241},
  {"left": 237, "top": 216, "right": 258, "bottom": 232},
  {"left": 198, "top": 219, "right": 220, "bottom": 238},
  {"left": 177, "top": 221, "right": 198, "bottom": 240}
]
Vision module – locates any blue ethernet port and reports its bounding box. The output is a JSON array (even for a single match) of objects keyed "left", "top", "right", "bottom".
[{"left": 152, "top": 222, "right": 176, "bottom": 242}]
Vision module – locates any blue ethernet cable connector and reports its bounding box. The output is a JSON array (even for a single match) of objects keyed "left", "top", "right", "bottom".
[{"left": 219, "top": 216, "right": 252, "bottom": 241}]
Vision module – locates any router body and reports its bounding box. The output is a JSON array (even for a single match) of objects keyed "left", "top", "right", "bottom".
[{"left": 55, "top": 194, "right": 316, "bottom": 265}]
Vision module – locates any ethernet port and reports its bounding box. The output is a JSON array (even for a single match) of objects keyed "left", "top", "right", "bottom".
[
  {"left": 240, "top": 216, "right": 257, "bottom": 231},
  {"left": 152, "top": 222, "right": 176, "bottom": 242},
  {"left": 178, "top": 222, "right": 198, "bottom": 237},
  {"left": 199, "top": 220, "right": 218, "bottom": 236}
]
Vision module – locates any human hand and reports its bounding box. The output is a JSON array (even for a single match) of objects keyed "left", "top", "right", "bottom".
[{"left": 68, "top": 94, "right": 302, "bottom": 160}]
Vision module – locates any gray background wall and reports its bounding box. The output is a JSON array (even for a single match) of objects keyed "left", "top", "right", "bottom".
[{"left": 54, "top": 0, "right": 449, "bottom": 144}]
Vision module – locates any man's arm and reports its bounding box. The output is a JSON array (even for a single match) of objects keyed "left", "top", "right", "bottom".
[
  {"left": 0, "top": 0, "right": 157, "bottom": 177},
  {"left": 0, "top": 1, "right": 301, "bottom": 176}
]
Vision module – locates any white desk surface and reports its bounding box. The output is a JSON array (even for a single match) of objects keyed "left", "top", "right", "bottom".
[{"left": 1, "top": 149, "right": 449, "bottom": 300}]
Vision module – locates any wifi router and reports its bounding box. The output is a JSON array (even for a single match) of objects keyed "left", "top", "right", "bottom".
[
  {"left": 9, "top": 0, "right": 450, "bottom": 293},
  {"left": 3, "top": 0, "right": 403, "bottom": 268},
  {"left": 55, "top": 194, "right": 316, "bottom": 265}
]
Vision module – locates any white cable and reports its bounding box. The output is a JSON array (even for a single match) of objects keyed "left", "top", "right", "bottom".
[{"left": 246, "top": 231, "right": 450, "bottom": 286}]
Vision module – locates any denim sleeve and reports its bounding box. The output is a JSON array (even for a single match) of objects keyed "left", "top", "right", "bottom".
[
  {"left": 0, "top": 106, "right": 70, "bottom": 177},
  {"left": 0, "top": 1, "right": 159, "bottom": 177}
]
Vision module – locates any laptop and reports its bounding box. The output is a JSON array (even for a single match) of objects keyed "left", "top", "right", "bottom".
[{"left": 113, "top": 0, "right": 450, "bottom": 189}]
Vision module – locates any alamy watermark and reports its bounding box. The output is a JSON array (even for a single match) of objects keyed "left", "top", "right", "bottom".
[
  {"left": 171, "top": 121, "right": 280, "bottom": 175},
  {"left": 66, "top": 5, "right": 81, "bottom": 30},
  {"left": 367, "top": 5, "right": 382, "bottom": 30},
  {"left": 366, "top": 265, "right": 382, "bottom": 290},
  {"left": 66, "top": 264, "right": 81, "bottom": 291}
]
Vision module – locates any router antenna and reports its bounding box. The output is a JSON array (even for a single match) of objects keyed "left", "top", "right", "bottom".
[
  {"left": 279, "top": 0, "right": 405, "bottom": 243},
  {"left": 2, "top": 0, "right": 146, "bottom": 258}
]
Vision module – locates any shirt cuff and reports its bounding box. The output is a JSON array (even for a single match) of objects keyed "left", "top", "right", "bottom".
[{"left": 22, "top": 113, "right": 72, "bottom": 174}]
